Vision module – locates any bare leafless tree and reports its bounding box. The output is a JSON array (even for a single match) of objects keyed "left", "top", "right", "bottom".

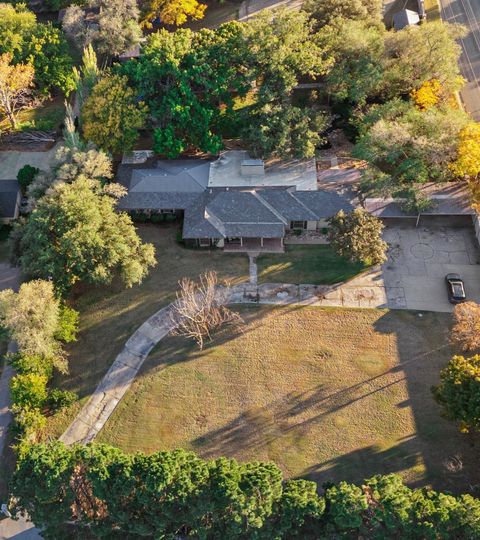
[
  {"left": 169, "top": 271, "right": 242, "bottom": 349},
  {"left": 451, "top": 301, "right": 480, "bottom": 352}
]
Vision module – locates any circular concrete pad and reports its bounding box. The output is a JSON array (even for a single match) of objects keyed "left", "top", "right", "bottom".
[{"left": 410, "top": 243, "right": 434, "bottom": 260}]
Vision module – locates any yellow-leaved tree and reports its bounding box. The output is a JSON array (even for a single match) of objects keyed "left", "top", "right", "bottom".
[
  {"left": 411, "top": 76, "right": 464, "bottom": 111},
  {"left": 450, "top": 123, "right": 480, "bottom": 206},
  {"left": 451, "top": 123, "right": 480, "bottom": 178},
  {"left": 411, "top": 79, "right": 442, "bottom": 110},
  {"left": 82, "top": 73, "right": 148, "bottom": 155},
  {"left": 141, "top": 0, "right": 206, "bottom": 27},
  {"left": 0, "top": 53, "right": 35, "bottom": 130}
]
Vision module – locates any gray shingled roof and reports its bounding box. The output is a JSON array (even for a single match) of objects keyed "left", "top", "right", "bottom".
[
  {"left": 0, "top": 180, "right": 20, "bottom": 219},
  {"left": 256, "top": 188, "right": 318, "bottom": 221},
  {"left": 206, "top": 190, "right": 284, "bottom": 225},
  {"left": 183, "top": 189, "right": 286, "bottom": 239},
  {"left": 117, "top": 158, "right": 357, "bottom": 238},
  {"left": 117, "top": 159, "right": 211, "bottom": 211},
  {"left": 393, "top": 9, "right": 420, "bottom": 30},
  {"left": 117, "top": 192, "right": 200, "bottom": 211},
  {"left": 294, "top": 190, "right": 355, "bottom": 218},
  {"left": 182, "top": 191, "right": 224, "bottom": 239}
]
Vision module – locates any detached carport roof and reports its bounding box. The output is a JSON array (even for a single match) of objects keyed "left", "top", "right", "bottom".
[{"left": 364, "top": 183, "right": 475, "bottom": 218}]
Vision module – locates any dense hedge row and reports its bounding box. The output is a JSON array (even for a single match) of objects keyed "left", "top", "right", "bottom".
[
  {"left": 11, "top": 442, "right": 480, "bottom": 539},
  {"left": 0, "top": 281, "right": 78, "bottom": 440}
]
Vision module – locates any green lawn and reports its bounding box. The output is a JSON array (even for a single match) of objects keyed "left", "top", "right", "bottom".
[
  {"left": 257, "top": 245, "right": 368, "bottom": 284},
  {"left": 97, "top": 305, "right": 477, "bottom": 494},
  {"left": 44, "top": 223, "right": 249, "bottom": 438},
  {"left": 44, "top": 233, "right": 369, "bottom": 439}
]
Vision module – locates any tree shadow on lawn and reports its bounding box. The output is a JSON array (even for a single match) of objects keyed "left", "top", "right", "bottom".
[
  {"left": 306, "top": 310, "right": 480, "bottom": 494},
  {"left": 372, "top": 310, "right": 480, "bottom": 493},
  {"left": 190, "top": 309, "right": 480, "bottom": 495}
]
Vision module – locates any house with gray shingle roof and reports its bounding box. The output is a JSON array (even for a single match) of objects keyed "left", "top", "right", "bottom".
[
  {"left": 117, "top": 151, "right": 354, "bottom": 252},
  {"left": 0, "top": 180, "right": 21, "bottom": 223}
]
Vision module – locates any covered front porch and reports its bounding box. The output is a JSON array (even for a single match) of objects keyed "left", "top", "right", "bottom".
[{"left": 223, "top": 237, "right": 284, "bottom": 253}]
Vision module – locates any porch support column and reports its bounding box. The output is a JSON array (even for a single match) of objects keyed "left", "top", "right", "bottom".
[
  {"left": 260, "top": 237, "right": 264, "bottom": 247},
  {"left": 240, "top": 238, "right": 243, "bottom": 246}
]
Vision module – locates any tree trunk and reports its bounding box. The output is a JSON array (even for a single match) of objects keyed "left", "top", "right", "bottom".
[{"left": 7, "top": 110, "right": 16, "bottom": 130}]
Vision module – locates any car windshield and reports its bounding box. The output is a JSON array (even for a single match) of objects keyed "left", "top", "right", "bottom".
[{"left": 451, "top": 282, "right": 465, "bottom": 297}]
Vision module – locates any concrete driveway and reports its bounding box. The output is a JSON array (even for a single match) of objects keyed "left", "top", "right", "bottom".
[
  {"left": 382, "top": 225, "right": 480, "bottom": 312},
  {"left": 0, "top": 145, "right": 59, "bottom": 180}
]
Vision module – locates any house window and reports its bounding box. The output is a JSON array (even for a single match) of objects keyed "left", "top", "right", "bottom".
[
  {"left": 290, "top": 220, "right": 307, "bottom": 230},
  {"left": 225, "top": 237, "right": 241, "bottom": 244},
  {"left": 160, "top": 209, "right": 175, "bottom": 214},
  {"left": 198, "top": 238, "right": 211, "bottom": 247}
]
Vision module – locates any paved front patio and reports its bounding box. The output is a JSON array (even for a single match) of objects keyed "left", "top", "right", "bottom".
[{"left": 382, "top": 225, "right": 480, "bottom": 312}]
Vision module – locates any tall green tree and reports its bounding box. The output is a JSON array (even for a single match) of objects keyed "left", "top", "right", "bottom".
[
  {"left": 0, "top": 3, "right": 74, "bottom": 94},
  {"left": 243, "top": 102, "right": 329, "bottom": 159},
  {"left": 319, "top": 19, "right": 385, "bottom": 106},
  {"left": 0, "top": 2, "right": 36, "bottom": 56},
  {"left": 82, "top": 73, "right": 147, "bottom": 155},
  {"left": 21, "top": 22, "right": 75, "bottom": 94},
  {"left": 245, "top": 9, "right": 328, "bottom": 101},
  {"left": 121, "top": 23, "right": 252, "bottom": 157},
  {"left": 26, "top": 145, "right": 113, "bottom": 203},
  {"left": 381, "top": 22, "right": 465, "bottom": 100},
  {"left": 433, "top": 355, "right": 480, "bottom": 433},
  {"left": 11, "top": 443, "right": 480, "bottom": 539},
  {"left": 72, "top": 45, "right": 100, "bottom": 114},
  {"left": 303, "top": 0, "right": 382, "bottom": 28},
  {"left": 18, "top": 177, "right": 156, "bottom": 294},
  {"left": 328, "top": 208, "right": 387, "bottom": 265},
  {"left": 353, "top": 100, "right": 471, "bottom": 192},
  {"left": 0, "top": 279, "right": 62, "bottom": 361}
]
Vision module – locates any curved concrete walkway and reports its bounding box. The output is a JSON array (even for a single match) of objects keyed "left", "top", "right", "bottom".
[
  {"left": 60, "top": 303, "right": 177, "bottom": 444},
  {"left": 60, "top": 271, "right": 387, "bottom": 445}
]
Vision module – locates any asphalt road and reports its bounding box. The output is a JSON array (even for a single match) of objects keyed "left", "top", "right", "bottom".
[{"left": 439, "top": 0, "right": 480, "bottom": 120}]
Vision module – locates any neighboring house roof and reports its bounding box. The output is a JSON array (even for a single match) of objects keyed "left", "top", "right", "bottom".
[
  {"left": 364, "top": 183, "right": 474, "bottom": 218},
  {"left": 0, "top": 180, "right": 20, "bottom": 220},
  {"left": 393, "top": 9, "right": 420, "bottom": 30},
  {"left": 208, "top": 150, "right": 317, "bottom": 191}
]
